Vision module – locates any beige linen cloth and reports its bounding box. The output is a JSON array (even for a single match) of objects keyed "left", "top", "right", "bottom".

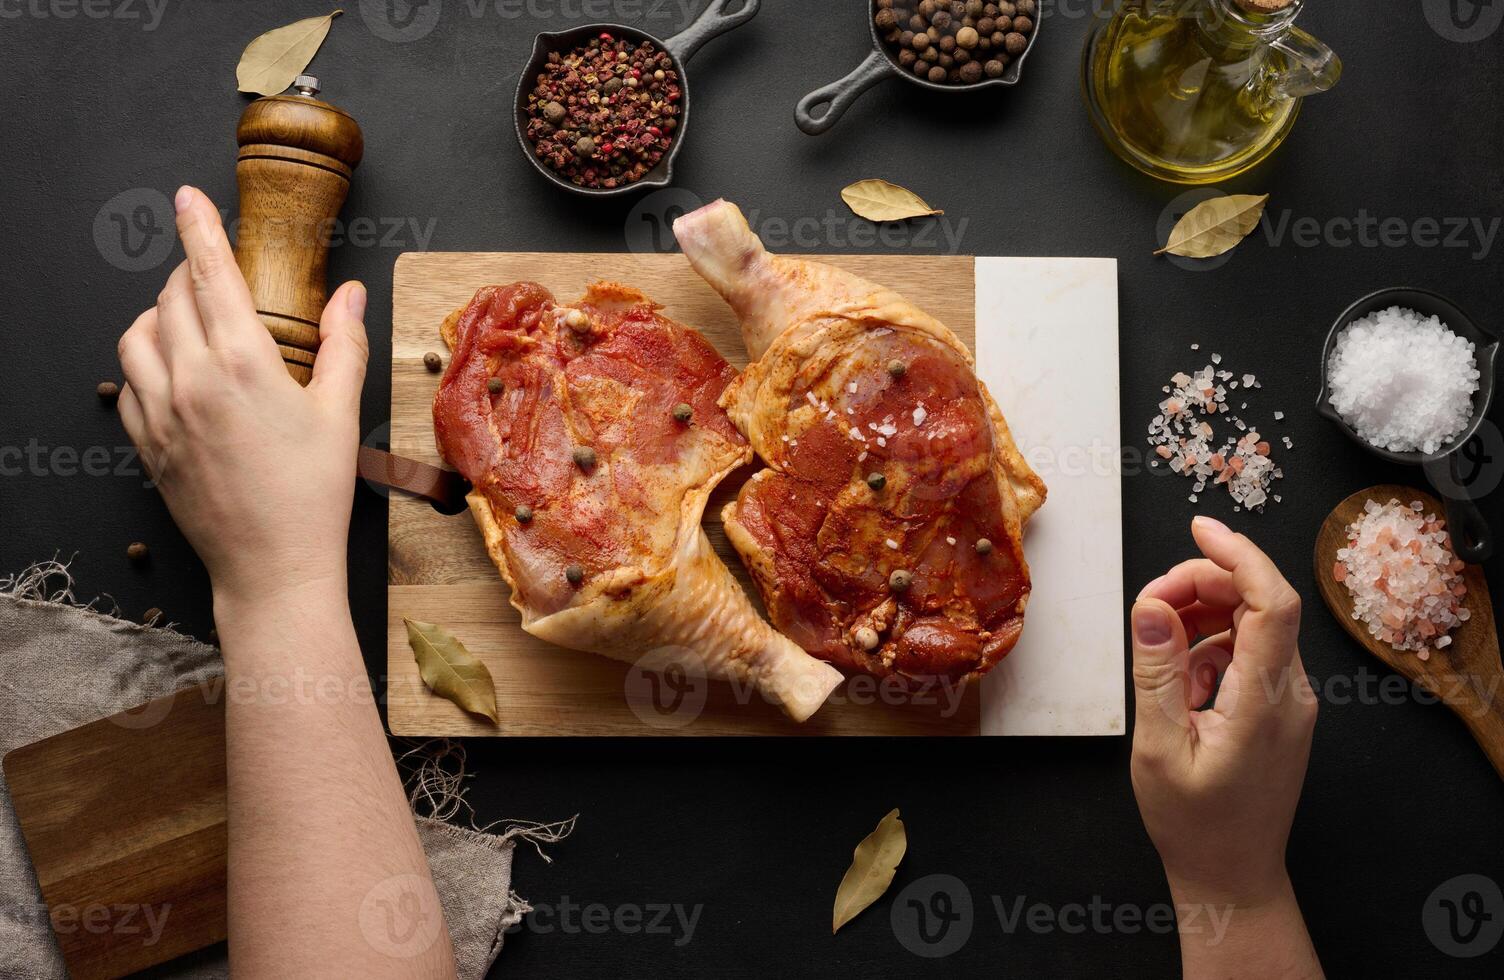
[{"left": 0, "top": 562, "right": 569, "bottom": 979}]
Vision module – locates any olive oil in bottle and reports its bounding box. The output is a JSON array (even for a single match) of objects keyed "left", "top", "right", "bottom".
[{"left": 1083, "top": 0, "right": 1340, "bottom": 184}]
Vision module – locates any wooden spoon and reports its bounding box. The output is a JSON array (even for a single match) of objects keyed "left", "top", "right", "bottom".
[{"left": 1315, "top": 485, "right": 1504, "bottom": 780}]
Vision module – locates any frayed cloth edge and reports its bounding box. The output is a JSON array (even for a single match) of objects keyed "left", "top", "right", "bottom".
[
  {"left": 399, "top": 738, "right": 576, "bottom": 862},
  {"left": 0, "top": 558, "right": 190, "bottom": 637}
]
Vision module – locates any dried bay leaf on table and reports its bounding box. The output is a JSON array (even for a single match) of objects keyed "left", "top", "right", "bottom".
[
  {"left": 1155, "top": 193, "right": 1270, "bottom": 259},
  {"left": 832, "top": 808, "right": 907, "bottom": 933},
  {"left": 236, "top": 10, "right": 343, "bottom": 97},
  {"left": 841, "top": 180, "right": 943, "bottom": 222},
  {"left": 404, "top": 618, "right": 499, "bottom": 724}
]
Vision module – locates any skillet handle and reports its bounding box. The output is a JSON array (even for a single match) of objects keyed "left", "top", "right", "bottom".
[
  {"left": 663, "top": 0, "right": 760, "bottom": 64},
  {"left": 1425, "top": 450, "right": 1495, "bottom": 563},
  {"left": 795, "top": 50, "right": 891, "bottom": 135},
  {"left": 1443, "top": 494, "right": 1493, "bottom": 564}
]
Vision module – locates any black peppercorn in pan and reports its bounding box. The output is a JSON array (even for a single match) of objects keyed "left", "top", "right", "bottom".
[
  {"left": 796, "top": 1, "right": 1037, "bottom": 133},
  {"left": 873, "top": 0, "right": 1034, "bottom": 88}
]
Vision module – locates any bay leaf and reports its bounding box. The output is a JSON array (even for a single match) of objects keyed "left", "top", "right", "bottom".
[
  {"left": 404, "top": 618, "right": 499, "bottom": 723},
  {"left": 832, "top": 808, "right": 907, "bottom": 933},
  {"left": 1154, "top": 193, "right": 1269, "bottom": 259},
  {"left": 841, "top": 180, "right": 943, "bottom": 222},
  {"left": 236, "top": 10, "right": 343, "bottom": 97}
]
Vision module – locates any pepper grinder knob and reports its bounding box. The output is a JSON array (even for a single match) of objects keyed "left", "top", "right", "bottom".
[{"left": 234, "top": 80, "right": 364, "bottom": 384}]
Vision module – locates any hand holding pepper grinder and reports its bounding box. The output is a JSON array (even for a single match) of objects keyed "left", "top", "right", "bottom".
[{"left": 234, "top": 74, "right": 364, "bottom": 384}]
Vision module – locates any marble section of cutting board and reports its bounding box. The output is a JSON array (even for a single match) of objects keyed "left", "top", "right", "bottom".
[{"left": 976, "top": 258, "right": 1126, "bottom": 736}]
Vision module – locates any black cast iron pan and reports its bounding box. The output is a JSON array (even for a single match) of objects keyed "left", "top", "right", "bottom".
[
  {"left": 514, "top": 0, "right": 759, "bottom": 196},
  {"left": 795, "top": 0, "right": 1037, "bottom": 136},
  {"left": 1316, "top": 287, "right": 1500, "bottom": 562}
]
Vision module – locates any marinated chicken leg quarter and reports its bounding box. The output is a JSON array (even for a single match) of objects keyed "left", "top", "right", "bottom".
[
  {"left": 432, "top": 281, "right": 843, "bottom": 722},
  {"left": 674, "top": 201, "right": 1047, "bottom": 683}
]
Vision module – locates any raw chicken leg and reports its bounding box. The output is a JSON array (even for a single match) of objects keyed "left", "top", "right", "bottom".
[
  {"left": 433, "top": 281, "right": 842, "bottom": 722},
  {"left": 675, "top": 201, "right": 1046, "bottom": 682}
]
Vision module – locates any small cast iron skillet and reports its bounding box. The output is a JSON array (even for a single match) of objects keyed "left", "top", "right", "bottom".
[
  {"left": 795, "top": 1, "right": 1037, "bottom": 135},
  {"left": 1316, "top": 287, "right": 1500, "bottom": 562},
  {"left": 513, "top": 0, "right": 759, "bottom": 197}
]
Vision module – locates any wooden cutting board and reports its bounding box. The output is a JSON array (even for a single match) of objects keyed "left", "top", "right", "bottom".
[
  {"left": 387, "top": 252, "right": 983, "bottom": 736},
  {"left": 2, "top": 687, "right": 227, "bottom": 980}
]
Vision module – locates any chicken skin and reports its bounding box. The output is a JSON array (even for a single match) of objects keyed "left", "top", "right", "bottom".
[
  {"left": 433, "top": 280, "right": 843, "bottom": 721},
  {"left": 675, "top": 202, "right": 1045, "bottom": 683}
]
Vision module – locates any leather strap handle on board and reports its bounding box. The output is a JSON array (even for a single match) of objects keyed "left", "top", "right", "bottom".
[{"left": 358, "top": 445, "right": 471, "bottom": 514}]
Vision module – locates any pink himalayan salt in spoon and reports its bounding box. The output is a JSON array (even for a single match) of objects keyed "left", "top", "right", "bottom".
[{"left": 1315, "top": 485, "right": 1504, "bottom": 782}]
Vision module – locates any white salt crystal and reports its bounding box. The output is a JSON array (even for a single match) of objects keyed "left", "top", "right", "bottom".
[{"left": 1326, "top": 306, "right": 1479, "bottom": 454}]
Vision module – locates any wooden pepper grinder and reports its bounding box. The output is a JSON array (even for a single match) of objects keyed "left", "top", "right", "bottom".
[{"left": 234, "top": 75, "right": 364, "bottom": 384}]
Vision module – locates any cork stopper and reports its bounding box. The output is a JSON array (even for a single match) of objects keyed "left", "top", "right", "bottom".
[{"left": 1235, "top": 0, "right": 1295, "bottom": 11}]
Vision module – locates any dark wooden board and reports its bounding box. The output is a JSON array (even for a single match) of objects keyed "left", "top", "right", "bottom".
[{"left": 3, "top": 688, "right": 227, "bottom": 980}]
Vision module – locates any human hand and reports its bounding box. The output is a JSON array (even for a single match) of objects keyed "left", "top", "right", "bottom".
[
  {"left": 1130, "top": 516, "right": 1319, "bottom": 910},
  {"left": 116, "top": 186, "right": 368, "bottom": 602}
]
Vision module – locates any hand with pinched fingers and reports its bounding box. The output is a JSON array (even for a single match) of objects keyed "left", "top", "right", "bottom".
[
  {"left": 1130, "top": 516, "right": 1323, "bottom": 979},
  {"left": 115, "top": 185, "right": 368, "bottom": 601}
]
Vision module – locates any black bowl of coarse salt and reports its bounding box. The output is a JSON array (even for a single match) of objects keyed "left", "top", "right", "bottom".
[
  {"left": 1318, "top": 287, "right": 1500, "bottom": 561},
  {"left": 513, "top": 1, "right": 760, "bottom": 197}
]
